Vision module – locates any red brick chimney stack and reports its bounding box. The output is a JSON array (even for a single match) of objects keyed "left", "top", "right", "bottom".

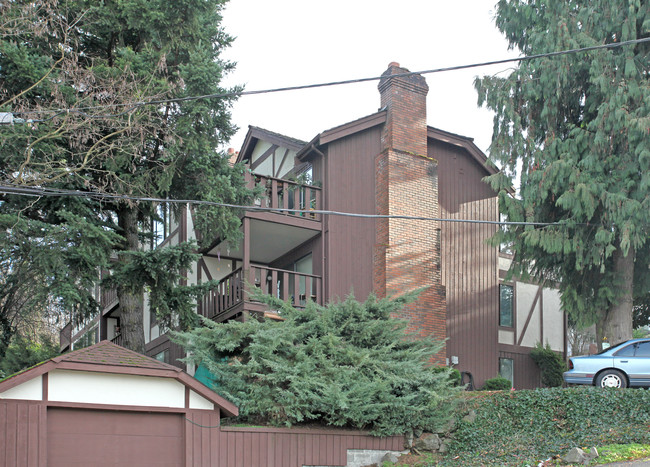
[
  {"left": 374, "top": 62, "right": 446, "bottom": 360},
  {"left": 378, "top": 62, "right": 429, "bottom": 156}
]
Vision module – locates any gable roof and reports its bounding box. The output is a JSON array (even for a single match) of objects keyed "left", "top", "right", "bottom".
[
  {"left": 427, "top": 126, "right": 499, "bottom": 176},
  {"left": 50, "top": 339, "right": 179, "bottom": 370},
  {"left": 0, "top": 340, "right": 238, "bottom": 417},
  {"left": 238, "top": 125, "right": 307, "bottom": 164}
]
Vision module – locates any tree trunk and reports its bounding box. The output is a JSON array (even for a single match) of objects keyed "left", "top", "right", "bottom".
[
  {"left": 602, "top": 244, "right": 635, "bottom": 346},
  {"left": 116, "top": 205, "right": 145, "bottom": 354}
]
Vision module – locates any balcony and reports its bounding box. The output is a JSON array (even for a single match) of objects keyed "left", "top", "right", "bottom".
[
  {"left": 198, "top": 265, "right": 322, "bottom": 322},
  {"left": 244, "top": 170, "right": 322, "bottom": 220}
]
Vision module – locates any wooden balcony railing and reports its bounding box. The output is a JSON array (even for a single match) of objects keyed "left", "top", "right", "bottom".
[
  {"left": 198, "top": 266, "right": 322, "bottom": 320},
  {"left": 111, "top": 333, "right": 123, "bottom": 346},
  {"left": 198, "top": 268, "right": 244, "bottom": 320},
  {"left": 250, "top": 265, "right": 322, "bottom": 308},
  {"left": 245, "top": 170, "right": 321, "bottom": 220}
]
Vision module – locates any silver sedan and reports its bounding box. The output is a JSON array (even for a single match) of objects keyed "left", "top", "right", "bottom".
[{"left": 563, "top": 338, "right": 650, "bottom": 388}]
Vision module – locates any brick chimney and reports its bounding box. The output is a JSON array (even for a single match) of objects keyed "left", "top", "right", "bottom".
[
  {"left": 378, "top": 62, "right": 429, "bottom": 156},
  {"left": 374, "top": 63, "right": 446, "bottom": 360}
]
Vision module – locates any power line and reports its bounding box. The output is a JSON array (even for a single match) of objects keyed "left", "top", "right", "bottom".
[
  {"left": 0, "top": 184, "right": 579, "bottom": 227},
  {"left": 4, "top": 36, "right": 649, "bottom": 123}
]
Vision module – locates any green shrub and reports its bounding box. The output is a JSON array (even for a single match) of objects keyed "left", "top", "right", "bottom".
[
  {"left": 530, "top": 343, "right": 566, "bottom": 387},
  {"left": 481, "top": 376, "right": 512, "bottom": 390},
  {"left": 175, "top": 291, "right": 462, "bottom": 436},
  {"left": 446, "top": 387, "right": 650, "bottom": 466},
  {"left": 432, "top": 366, "right": 461, "bottom": 386}
]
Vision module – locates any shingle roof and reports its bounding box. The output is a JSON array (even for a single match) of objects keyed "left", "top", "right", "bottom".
[{"left": 51, "top": 340, "right": 180, "bottom": 372}]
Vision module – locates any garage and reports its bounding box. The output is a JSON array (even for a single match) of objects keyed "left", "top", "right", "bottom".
[
  {"left": 47, "top": 408, "right": 184, "bottom": 467},
  {"left": 0, "top": 340, "right": 238, "bottom": 466}
]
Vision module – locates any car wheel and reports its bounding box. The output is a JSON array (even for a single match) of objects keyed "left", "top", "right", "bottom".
[{"left": 595, "top": 370, "right": 627, "bottom": 388}]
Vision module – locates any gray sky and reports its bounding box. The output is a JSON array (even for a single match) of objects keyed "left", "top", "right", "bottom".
[{"left": 220, "top": 0, "right": 519, "bottom": 155}]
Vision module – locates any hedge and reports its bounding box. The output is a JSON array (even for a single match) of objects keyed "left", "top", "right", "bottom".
[{"left": 444, "top": 387, "right": 650, "bottom": 466}]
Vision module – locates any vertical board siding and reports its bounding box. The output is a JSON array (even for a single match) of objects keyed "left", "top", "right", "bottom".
[
  {"left": 185, "top": 422, "right": 405, "bottom": 467},
  {"left": 0, "top": 400, "right": 45, "bottom": 467},
  {"left": 324, "top": 127, "right": 382, "bottom": 302},
  {"left": 433, "top": 139, "right": 500, "bottom": 388},
  {"left": 2, "top": 400, "right": 404, "bottom": 467},
  {"left": 499, "top": 350, "right": 542, "bottom": 389}
]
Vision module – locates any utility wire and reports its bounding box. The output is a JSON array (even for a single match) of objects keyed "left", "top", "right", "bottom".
[
  {"left": 0, "top": 184, "right": 579, "bottom": 227},
  {"left": 5, "top": 36, "right": 649, "bottom": 123}
]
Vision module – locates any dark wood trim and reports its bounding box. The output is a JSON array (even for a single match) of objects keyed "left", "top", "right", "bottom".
[
  {"left": 221, "top": 425, "right": 387, "bottom": 436},
  {"left": 42, "top": 373, "right": 48, "bottom": 402},
  {"left": 275, "top": 148, "right": 290, "bottom": 178},
  {"left": 185, "top": 387, "right": 190, "bottom": 409},
  {"left": 155, "top": 226, "right": 179, "bottom": 249},
  {"left": 250, "top": 144, "right": 278, "bottom": 170},
  {"left": 427, "top": 126, "right": 499, "bottom": 176},
  {"left": 498, "top": 343, "right": 538, "bottom": 354},
  {"left": 54, "top": 362, "right": 181, "bottom": 377},
  {"left": 538, "top": 285, "right": 544, "bottom": 347},
  {"left": 245, "top": 211, "right": 322, "bottom": 231},
  {"left": 318, "top": 111, "right": 387, "bottom": 145},
  {"left": 198, "top": 258, "right": 214, "bottom": 281},
  {"left": 45, "top": 400, "right": 192, "bottom": 413},
  {"left": 517, "top": 285, "right": 543, "bottom": 346},
  {"left": 202, "top": 253, "right": 241, "bottom": 262},
  {"left": 0, "top": 361, "right": 57, "bottom": 393}
]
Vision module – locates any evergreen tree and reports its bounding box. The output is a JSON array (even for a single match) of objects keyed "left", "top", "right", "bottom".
[
  {"left": 1, "top": 0, "right": 253, "bottom": 352},
  {"left": 475, "top": 0, "right": 649, "bottom": 346},
  {"left": 174, "top": 292, "right": 460, "bottom": 436}
]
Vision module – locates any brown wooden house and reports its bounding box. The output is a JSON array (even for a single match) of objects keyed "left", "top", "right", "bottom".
[{"left": 61, "top": 62, "right": 566, "bottom": 389}]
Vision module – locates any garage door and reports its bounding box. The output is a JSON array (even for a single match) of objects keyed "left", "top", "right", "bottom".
[{"left": 47, "top": 408, "right": 184, "bottom": 467}]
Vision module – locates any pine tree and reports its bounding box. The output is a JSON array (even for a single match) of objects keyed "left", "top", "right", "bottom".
[
  {"left": 1, "top": 0, "right": 253, "bottom": 352},
  {"left": 475, "top": 0, "right": 649, "bottom": 346},
  {"left": 174, "top": 291, "right": 461, "bottom": 436}
]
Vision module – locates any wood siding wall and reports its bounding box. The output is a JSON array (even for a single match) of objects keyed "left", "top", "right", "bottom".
[
  {"left": 323, "top": 126, "right": 382, "bottom": 303},
  {"left": 432, "top": 139, "right": 500, "bottom": 388},
  {"left": 1, "top": 401, "right": 403, "bottom": 467},
  {"left": 499, "top": 349, "right": 543, "bottom": 389},
  {"left": 185, "top": 410, "right": 404, "bottom": 467},
  {"left": 0, "top": 400, "right": 46, "bottom": 467}
]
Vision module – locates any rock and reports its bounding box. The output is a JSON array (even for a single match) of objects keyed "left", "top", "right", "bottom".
[
  {"left": 586, "top": 447, "right": 599, "bottom": 460},
  {"left": 462, "top": 410, "right": 477, "bottom": 423},
  {"left": 413, "top": 433, "right": 441, "bottom": 452},
  {"left": 436, "top": 417, "right": 457, "bottom": 434},
  {"left": 439, "top": 439, "right": 451, "bottom": 454},
  {"left": 381, "top": 452, "right": 400, "bottom": 464},
  {"left": 562, "top": 447, "right": 588, "bottom": 464},
  {"left": 413, "top": 428, "right": 423, "bottom": 438},
  {"left": 404, "top": 431, "right": 414, "bottom": 449}
]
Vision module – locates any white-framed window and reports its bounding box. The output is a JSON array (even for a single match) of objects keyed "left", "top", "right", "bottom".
[
  {"left": 499, "top": 357, "right": 514, "bottom": 387},
  {"left": 499, "top": 284, "right": 514, "bottom": 327}
]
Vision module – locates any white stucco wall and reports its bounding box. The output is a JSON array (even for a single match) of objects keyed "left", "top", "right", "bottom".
[
  {"left": 516, "top": 282, "right": 542, "bottom": 348},
  {"left": 0, "top": 375, "right": 42, "bottom": 400},
  {"left": 498, "top": 329, "right": 515, "bottom": 345},
  {"left": 203, "top": 256, "right": 236, "bottom": 282},
  {"left": 48, "top": 370, "right": 185, "bottom": 408},
  {"left": 189, "top": 390, "right": 214, "bottom": 410},
  {"left": 542, "top": 289, "right": 564, "bottom": 352}
]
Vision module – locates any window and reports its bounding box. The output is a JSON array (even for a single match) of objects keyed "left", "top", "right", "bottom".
[
  {"left": 614, "top": 343, "right": 637, "bottom": 357},
  {"left": 151, "top": 203, "right": 172, "bottom": 248},
  {"left": 499, "top": 284, "right": 514, "bottom": 327},
  {"left": 635, "top": 342, "right": 650, "bottom": 357},
  {"left": 499, "top": 358, "right": 514, "bottom": 387},
  {"left": 154, "top": 349, "right": 169, "bottom": 364}
]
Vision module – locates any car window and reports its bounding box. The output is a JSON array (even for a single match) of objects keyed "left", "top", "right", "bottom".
[
  {"left": 596, "top": 341, "right": 628, "bottom": 354},
  {"left": 634, "top": 342, "right": 650, "bottom": 357},
  {"left": 614, "top": 343, "right": 636, "bottom": 357}
]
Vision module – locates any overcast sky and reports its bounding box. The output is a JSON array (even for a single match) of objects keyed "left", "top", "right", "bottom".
[{"left": 220, "top": 0, "right": 519, "bottom": 156}]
